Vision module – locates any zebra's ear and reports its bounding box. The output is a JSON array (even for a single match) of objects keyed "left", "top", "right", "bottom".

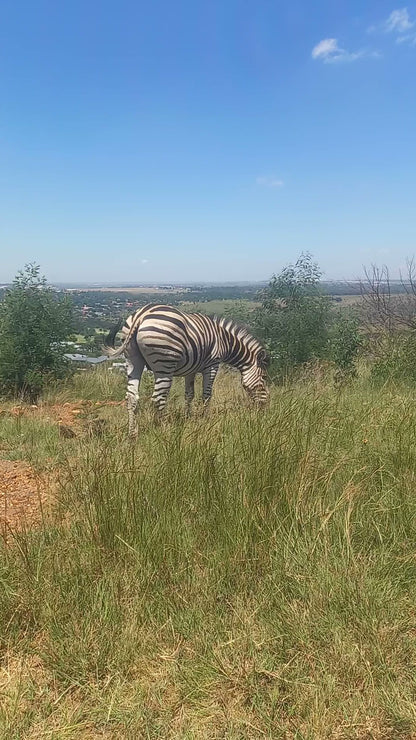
[{"left": 257, "top": 349, "right": 270, "bottom": 369}]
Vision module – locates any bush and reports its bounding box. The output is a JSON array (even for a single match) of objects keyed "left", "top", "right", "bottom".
[
  {"left": 371, "top": 332, "right": 416, "bottom": 384},
  {"left": 0, "top": 263, "right": 73, "bottom": 402},
  {"left": 329, "top": 311, "right": 363, "bottom": 383},
  {"left": 254, "top": 253, "right": 332, "bottom": 377},
  {"left": 222, "top": 299, "right": 255, "bottom": 326}
]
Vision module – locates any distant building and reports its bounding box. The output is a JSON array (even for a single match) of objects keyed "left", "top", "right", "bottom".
[
  {"left": 64, "top": 354, "right": 151, "bottom": 371},
  {"left": 64, "top": 353, "right": 107, "bottom": 364},
  {"left": 109, "top": 361, "right": 151, "bottom": 373},
  {"left": 109, "top": 362, "right": 128, "bottom": 373}
]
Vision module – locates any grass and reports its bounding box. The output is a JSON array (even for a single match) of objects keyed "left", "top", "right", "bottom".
[
  {"left": 45, "top": 366, "right": 127, "bottom": 404},
  {"left": 1, "top": 368, "right": 416, "bottom": 737}
]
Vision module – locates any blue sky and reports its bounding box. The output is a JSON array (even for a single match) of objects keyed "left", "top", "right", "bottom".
[{"left": 1, "top": 0, "right": 415, "bottom": 283}]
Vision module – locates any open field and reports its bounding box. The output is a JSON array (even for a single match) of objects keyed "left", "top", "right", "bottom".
[
  {"left": 332, "top": 294, "right": 363, "bottom": 306},
  {"left": 2, "top": 368, "right": 416, "bottom": 738},
  {"left": 70, "top": 286, "right": 188, "bottom": 294},
  {"left": 179, "top": 299, "right": 261, "bottom": 315},
  {"left": 179, "top": 296, "right": 362, "bottom": 317}
]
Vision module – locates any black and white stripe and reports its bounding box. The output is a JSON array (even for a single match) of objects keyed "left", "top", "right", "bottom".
[{"left": 104, "top": 304, "right": 269, "bottom": 435}]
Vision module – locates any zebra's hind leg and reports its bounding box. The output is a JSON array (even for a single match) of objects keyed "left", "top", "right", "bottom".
[
  {"left": 151, "top": 374, "right": 173, "bottom": 417},
  {"left": 184, "top": 374, "right": 195, "bottom": 417},
  {"left": 125, "top": 348, "right": 145, "bottom": 438}
]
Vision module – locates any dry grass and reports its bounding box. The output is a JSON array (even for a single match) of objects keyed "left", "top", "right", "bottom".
[{"left": 1, "top": 368, "right": 416, "bottom": 738}]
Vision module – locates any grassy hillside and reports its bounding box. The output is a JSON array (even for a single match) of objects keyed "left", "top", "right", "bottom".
[{"left": 1, "top": 368, "right": 416, "bottom": 738}]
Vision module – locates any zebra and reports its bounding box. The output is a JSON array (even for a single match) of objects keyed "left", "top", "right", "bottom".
[{"left": 104, "top": 303, "right": 270, "bottom": 436}]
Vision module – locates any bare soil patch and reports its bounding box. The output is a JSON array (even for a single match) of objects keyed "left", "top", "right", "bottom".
[
  {"left": 3, "top": 399, "right": 123, "bottom": 428},
  {"left": 0, "top": 400, "right": 123, "bottom": 532},
  {"left": 0, "top": 459, "right": 52, "bottom": 532}
]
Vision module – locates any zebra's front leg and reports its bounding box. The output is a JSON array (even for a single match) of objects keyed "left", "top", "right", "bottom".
[
  {"left": 125, "top": 352, "right": 145, "bottom": 438},
  {"left": 184, "top": 374, "right": 195, "bottom": 417},
  {"left": 151, "top": 374, "right": 173, "bottom": 418},
  {"left": 202, "top": 363, "right": 220, "bottom": 412}
]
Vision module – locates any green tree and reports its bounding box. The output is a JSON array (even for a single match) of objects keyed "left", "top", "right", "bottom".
[
  {"left": 0, "top": 263, "right": 73, "bottom": 401},
  {"left": 223, "top": 300, "right": 254, "bottom": 326},
  {"left": 84, "top": 332, "right": 105, "bottom": 355},
  {"left": 255, "top": 253, "right": 332, "bottom": 376}
]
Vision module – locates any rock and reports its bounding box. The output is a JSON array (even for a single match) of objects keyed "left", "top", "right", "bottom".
[{"left": 58, "top": 423, "right": 77, "bottom": 439}]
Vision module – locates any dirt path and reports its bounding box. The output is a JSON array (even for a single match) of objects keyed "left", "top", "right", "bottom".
[
  {"left": 0, "top": 400, "right": 124, "bottom": 533},
  {"left": 0, "top": 459, "right": 52, "bottom": 532}
]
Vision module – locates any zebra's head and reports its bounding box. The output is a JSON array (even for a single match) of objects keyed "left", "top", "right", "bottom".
[{"left": 241, "top": 347, "right": 270, "bottom": 405}]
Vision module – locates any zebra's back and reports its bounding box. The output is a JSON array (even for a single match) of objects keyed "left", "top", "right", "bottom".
[{"left": 126, "top": 304, "right": 218, "bottom": 377}]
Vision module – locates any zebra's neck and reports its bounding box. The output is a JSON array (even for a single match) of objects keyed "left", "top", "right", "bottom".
[{"left": 213, "top": 316, "right": 261, "bottom": 369}]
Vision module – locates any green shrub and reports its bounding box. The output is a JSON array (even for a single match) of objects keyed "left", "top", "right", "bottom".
[
  {"left": 0, "top": 264, "right": 73, "bottom": 402},
  {"left": 371, "top": 332, "right": 416, "bottom": 384},
  {"left": 254, "top": 253, "right": 332, "bottom": 377},
  {"left": 329, "top": 311, "right": 363, "bottom": 382}
]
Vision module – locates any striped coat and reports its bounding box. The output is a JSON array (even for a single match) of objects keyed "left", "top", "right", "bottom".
[{"left": 104, "top": 304, "right": 269, "bottom": 435}]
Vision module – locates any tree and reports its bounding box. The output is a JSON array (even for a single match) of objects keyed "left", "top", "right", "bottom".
[
  {"left": 254, "top": 253, "right": 332, "bottom": 376},
  {"left": 358, "top": 259, "right": 416, "bottom": 381},
  {"left": 359, "top": 260, "right": 416, "bottom": 354},
  {"left": 0, "top": 263, "right": 73, "bottom": 401},
  {"left": 223, "top": 300, "right": 254, "bottom": 326}
]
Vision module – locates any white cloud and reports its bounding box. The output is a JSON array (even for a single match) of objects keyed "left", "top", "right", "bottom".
[
  {"left": 385, "top": 8, "right": 414, "bottom": 32},
  {"left": 369, "top": 7, "right": 416, "bottom": 44},
  {"left": 312, "top": 38, "right": 338, "bottom": 59},
  {"left": 396, "top": 32, "right": 416, "bottom": 43},
  {"left": 256, "top": 176, "right": 284, "bottom": 188},
  {"left": 141, "top": 259, "right": 149, "bottom": 264},
  {"left": 311, "top": 37, "right": 368, "bottom": 63}
]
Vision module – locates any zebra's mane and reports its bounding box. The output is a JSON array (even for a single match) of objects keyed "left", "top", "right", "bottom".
[
  {"left": 182, "top": 309, "right": 260, "bottom": 348},
  {"left": 212, "top": 314, "right": 263, "bottom": 351}
]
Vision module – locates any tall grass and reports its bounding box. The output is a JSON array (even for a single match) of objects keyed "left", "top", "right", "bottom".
[
  {"left": 44, "top": 365, "right": 127, "bottom": 403},
  {"left": 2, "top": 373, "right": 416, "bottom": 737}
]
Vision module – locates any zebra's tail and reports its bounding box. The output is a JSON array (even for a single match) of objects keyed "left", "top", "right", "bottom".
[
  {"left": 102, "top": 304, "right": 154, "bottom": 359},
  {"left": 102, "top": 319, "right": 130, "bottom": 359}
]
